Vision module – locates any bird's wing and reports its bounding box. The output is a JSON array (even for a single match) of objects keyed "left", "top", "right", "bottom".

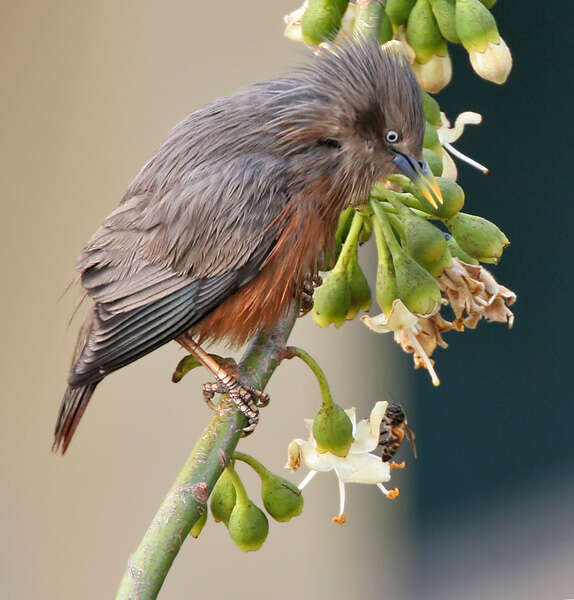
[{"left": 69, "top": 153, "right": 288, "bottom": 386}]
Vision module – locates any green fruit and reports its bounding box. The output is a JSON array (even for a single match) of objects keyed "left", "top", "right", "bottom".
[
  {"left": 446, "top": 234, "right": 478, "bottom": 264},
  {"left": 189, "top": 509, "right": 208, "bottom": 538},
  {"left": 228, "top": 499, "right": 269, "bottom": 552},
  {"left": 302, "top": 0, "right": 349, "bottom": 44},
  {"left": 210, "top": 469, "right": 236, "bottom": 525},
  {"left": 418, "top": 246, "right": 453, "bottom": 277},
  {"left": 346, "top": 248, "right": 371, "bottom": 320},
  {"left": 395, "top": 202, "right": 447, "bottom": 264},
  {"left": 429, "top": 177, "right": 464, "bottom": 217},
  {"left": 379, "top": 12, "right": 393, "bottom": 43},
  {"left": 261, "top": 474, "right": 304, "bottom": 522},
  {"left": 422, "top": 91, "right": 442, "bottom": 126},
  {"left": 373, "top": 218, "right": 398, "bottom": 314},
  {"left": 385, "top": 0, "right": 416, "bottom": 26},
  {"left": 423, "top": 121, "right": 442, "bottom": 153},
  {"left": 429, "top": 0, "right": 459, "bottom": 43},
  {"left": 423, "top": 148, "right": 443, "bottom": 176},
  {"left": 313, "top": 402, "right": 353, "bottom": 457},
  {"left": 406, "top": 0, "right": 446, "bottom": 63},
  {"left": 394, "top": 248, "right": 442, "bottom": 314},
  {"left": 478, "top": 0, "right": 497, "bottom": 8},
  {"left": 445, "top": 212, "right": 509, "bottom": 263},
  {"left": 455, "top": 0, "right": 499, "bottom": 52},
  {"left": 312, "top": 268, "right": 351, "bottom": 328}
]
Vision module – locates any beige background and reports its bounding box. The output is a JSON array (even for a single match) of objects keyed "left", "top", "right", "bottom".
[{"left": 0, "top": 2, "right": 411, "bottom": 598}]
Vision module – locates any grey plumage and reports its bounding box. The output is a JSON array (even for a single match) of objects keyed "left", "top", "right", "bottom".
[{"left": 54, "top": 39, "right": 425, "bottom": 452}]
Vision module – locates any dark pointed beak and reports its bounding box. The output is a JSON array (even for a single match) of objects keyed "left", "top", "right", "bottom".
[{"left": 392, "top": 152, "right": 443, "bottom": 209}]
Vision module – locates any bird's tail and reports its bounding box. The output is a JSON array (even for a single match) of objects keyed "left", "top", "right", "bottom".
[{"left": 53, "top": 307, "right": 100, "bottom": 454}]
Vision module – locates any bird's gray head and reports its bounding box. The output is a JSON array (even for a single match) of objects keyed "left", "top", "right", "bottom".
[{"left": 268, "top": 38, "right": 440, "bottom": 206}]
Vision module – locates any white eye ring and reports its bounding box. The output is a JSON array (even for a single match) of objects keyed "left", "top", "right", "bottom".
[{"left": 385, "top": 130, "right": 400, "bottom": 144}]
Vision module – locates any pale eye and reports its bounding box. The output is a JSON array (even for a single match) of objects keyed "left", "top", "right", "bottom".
[{"left": 385, "top": 130, "right": 400, "bottom": 144}]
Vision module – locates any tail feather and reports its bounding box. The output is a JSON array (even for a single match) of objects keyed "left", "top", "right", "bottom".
[{"left": 53, "top": 381, "right": 99, "bottom": 453}]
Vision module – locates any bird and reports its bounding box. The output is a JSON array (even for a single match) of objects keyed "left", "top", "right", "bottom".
[{"left": 54, "top": 38, "right": 441, "bottom": 453}]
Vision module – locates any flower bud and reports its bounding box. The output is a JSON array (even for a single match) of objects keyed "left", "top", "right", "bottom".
[
  {"left": 411, "top": 51, "right": 452, "bottom": 93},
  {"left": 385, "top": 0, "right": 416, "bottom": 26},
  {"left": 228, "top": 498, "right": 269, "bottom": 552},
  {"left": 301, "top": 0, "right": 349, "bottom": 44},
  {"left": 417, "top": 246, "right": 453, "bottom": 277},
  {"left": 422, "top": 91, "right": 441, "bottom": 127},
  {"left": 423, "top": 148, "right": 443, "bottom": 176},
  {"left": 260, "top": 472, "right": 304, "bottom": 522},
  {"left": 429, "top": 0, "right": 459, "bottom": 43},
  {"left": 423, "top": 121, "right": 442, "bottom": 154},
  {"left": 445, "top": 212, "right": 509, "bottom": 263},
  {"left": 313, "top": 402, "right": 354, "bottom": 457},
  {"left": 335, "top": 206, "right": 355, "bottom": 248},
  {"left": 346, "top": 247, "right": 371, "bottom": 320},
  {"left": 210, "top": 469, "right": 236, "bottom": 525},
  {"left": 395, "top": 202, "right": 447, "bottom": 264},
  {"left": 284, "top": 2, "right": 307, "bottom": 42},
  {"left": 359, "top": 217, "right": 373, "bottom": 244},
  {"left": 428, "top": 177, "right": 464, "bottom": 218},
  {"left": 468, "top": 36, "right": 512, "bottom": 84},
  {"left": 379, "top": 12, "right": 393, "bottom": 43},
  {"left": 445, "top": 233, "right": 478, "bottom": 264},
  {"left": 189, "top": 509, "right": 208, "bottom": 539},
  {"left": 407, "top": 0, "right": 445, "bottom": 63},
  {"left": 455, "top": 0, "right": 499, "bottom": 52},
  {"left": 392, "top": 242, "right": 442, "bottom": 315},
  {"left": 312, "top": 267, "right": 351, "bottom": 328},
  {"left": 374, "top": 219, "right": 399, "bottom": 315}
]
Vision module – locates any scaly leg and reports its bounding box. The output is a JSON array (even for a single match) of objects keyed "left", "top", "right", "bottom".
[{"left": 177, "top": 335, "right": 269, "bottom": 436}]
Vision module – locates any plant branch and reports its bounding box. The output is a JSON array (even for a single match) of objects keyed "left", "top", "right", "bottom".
[{"left": 115, "top": 302, "right": 297, "bottom": 600}]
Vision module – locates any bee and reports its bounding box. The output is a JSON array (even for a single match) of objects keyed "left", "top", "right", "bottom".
[{"left": 380, "top": 403, "right": 417, "bottom": 463}]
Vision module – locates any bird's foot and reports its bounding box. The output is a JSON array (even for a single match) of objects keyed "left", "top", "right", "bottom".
[
  {"left": 201, "top": 363, "right": 269, "bottom": 436},
  {"left": 297, "top": 273, "right": 322, "bottom": 316}
]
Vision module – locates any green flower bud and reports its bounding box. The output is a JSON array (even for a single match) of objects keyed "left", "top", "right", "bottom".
[
  {"left": 385, "top": 0, "right": 416, "bottom": 26},
  {"left": 302, "top": 0, "right": 349, "bottom": 44},
  {"left": 455, "top": 0, "right": 499, "bottom": 52},
  {"left": 417, "top": 246, "right": 453, "bottom": 277},
  {"left": 427, "top": 177, "right": 464, "bottom": 218},
  {"left": 261, "top": 474, "right": 304, "bottom": 522},
  {"left": 359, "top": 217, "right": 373, "bottom": 244},
  {"left": 393, "top": 244, "right": 442, "bottom": 314},
  {"left": 478, "top": 0, "right": 497, "bottom": 7},
  {"left": 210, "top": 469, "right": 236, "bottom": 525},
  {"left": 189, "top": 509, "right": 208, "bottom": 539},
  {"left": 373, "top": 218, "right": 399, "bottom": 315},
  {"left": 313, "top": 402, "right": 353, "bottom": 457},
  {"left": 422, "top": 91, "right": 442, "bottom": 127},
  {"left": 445, "top": 233, "right": 478, "bottom": 264},
  {"left": 379, "top": 12, "right": 393, "bottom": 43},
  {"left": 346, "top": 247, "right": 371, "bottom": 320},
  {"left": 312, "top": 267, "right": 351, "bottom": 328},
  {"left": 407, "top": 0, "right": 446, "bottom": 64},
  {"left": 395, "top": 202, "right": 447, "bottom": 264},
  {"left": 228, "top": 498, "right": 269, "bottom": 552},
  {"left": 335, "top": 207, "right": 355, "bottom": 247},
  {"left": 423, "top": 121, "right": 442, "bottom": 154},
  {"left": 445, "top": 212, "right": 509, "bottom": 263},
  {"left": 423, "top": 148, "right": 443, "bottom": 176},
  {"left": 429, "top": 0, "right": 460, "bottom": 43}
]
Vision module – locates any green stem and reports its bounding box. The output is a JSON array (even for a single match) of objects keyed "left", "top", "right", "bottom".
[
  {"left": 225, "top": 463, "right": 249, "bottom": 505},
  {"left": 115, "top": 303, "right": 296, "bottom": 600},
  {"left": 286, "top": 345, "right": 334, "bottom": 409},
  {"left": 233, "top": 451, "right": 269, "bottom": 478},
  {"left": 353, "top": 0, "right": 385, "bottom": 40},
  {"left": 334, "top": 211, "right": 363, "bottom": 271},
  {"left": 371, "top": 198, "right": 402, "bottom": 256}
]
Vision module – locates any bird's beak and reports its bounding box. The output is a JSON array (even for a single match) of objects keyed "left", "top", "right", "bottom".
[{"left": 392, "top": 152, "right": 443, "bottom": 209}]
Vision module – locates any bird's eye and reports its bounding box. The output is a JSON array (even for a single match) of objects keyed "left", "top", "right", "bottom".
[
  {"left": 318, "top": 138, "right": 341, "bottom": 149},
  {"left": 385, "top": 130, "right": 400, "bottom": 144}
]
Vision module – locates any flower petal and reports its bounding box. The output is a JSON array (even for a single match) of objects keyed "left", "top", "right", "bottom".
[
  {"left": 300, "top": 442, "right": 337, "bottom": 472},
  {"left": 350, "top": 401, "right": 388, "bottom": 454},
  {"left": 334, "top": 453, "right": 391, "bottom": 484}
]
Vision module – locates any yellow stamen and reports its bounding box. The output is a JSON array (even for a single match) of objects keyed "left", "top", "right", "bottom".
[
  {"left": 390, "top": 461, "right": 406, "bottom": 470},
  {"left": 386, "top": 488, "right": 400, "bottom": 500},
  {"left": 332, "top": 513, "right": 346, "bottom": 525}
]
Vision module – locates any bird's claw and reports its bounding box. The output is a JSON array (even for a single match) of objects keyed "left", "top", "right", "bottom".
[
  {"left": 201, "top": 375, "right": 269, "bottom": 437},
  {"left": 298, "top": 273, "right": 323, "bottom": 316}
]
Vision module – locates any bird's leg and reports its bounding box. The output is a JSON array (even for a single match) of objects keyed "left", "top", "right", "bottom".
[
  {"left": 297, "top": 273, "right": 322, "bottom": 316},
  {"left": 177, "top": 335, "right": 269, "bottom": 436}
]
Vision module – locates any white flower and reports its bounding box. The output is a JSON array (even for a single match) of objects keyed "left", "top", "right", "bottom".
[
  {"left": 286, "top": 401, "right": 400, "bottom": 524},
  {"left": 437, "top": 111, "right": 488, "bottom": 181},
  {"left": 361, "top": 299, "right": 440, "bottom": 386},
  {"left": 468, "top": 37, "right": 512, "bottom": 85}
]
